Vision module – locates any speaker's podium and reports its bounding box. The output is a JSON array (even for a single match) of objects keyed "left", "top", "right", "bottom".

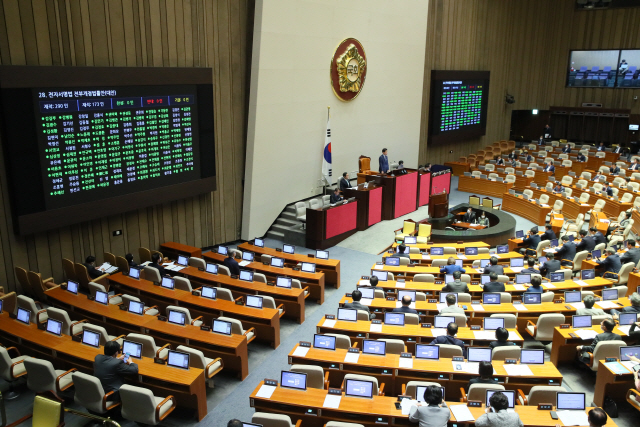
[{"left": 429, "top": 190, "right": 449, "bottom": 218}]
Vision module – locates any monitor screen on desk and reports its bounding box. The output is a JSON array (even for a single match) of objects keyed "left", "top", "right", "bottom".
[
  {"left": 520, "top": 349, "right": 544, "bottom": 364},
  {"left": 591, "top": 250, "right": 601, "bottom": 259},
  {"left": 550, "top": 239, "right": 558, "bottom": 247},
  {"left": 430, "top": 247, "right": 444, "bottom": 255},
  {"left": 122, "top": 340, "right": 143, "bottom": 359},
  {"left": 337, "top": 308, "right": 358, "bottom": 322},
  {"left": 45, "top": 319, "right": 62, "bottom": 336},
  {"left": 201, "top": 286, "right": 217, "bottom": 300},
  {"left": 283, "top": 244, "right": 295, "bottom": 254},
  {"left": 581, "top": 269, "right": 595, "bottom": 280},
  {"left": 213, "top": 319, "right": 232, "bottom": 335},
  {"left": 313, "top": 334, "right": 336, "bottom": 350},
  {"left": 557, "top": 392, "right": 586, "bottom": 411},
  {"left": 415, "top": 344, "right": 440, "bottom": 360},
  {"left": 454, "top": 259, "right": 464, "bottom": 268},
  {"left": 301, "top": 263, "right": 316, "bottom": 273},
  {"left": 167, "top": 310, "right": 186, "bottom": 326},
  {"left": 239, "top": 270, "right": 254, "bottom": 282},
  {"left": 167, "top": 350, "right": 190, "bottom": 370},
  {"left": 511, "top": 258, "right": 524, "bottom": 268},
  {"left": 16, "top": 307, "right": 30, "bottom": 325},
  {"left": 254, "top": 238, "right": 265, "bottom": 248},
  {"left": 417, "top": 386, "right": 445, "bottom": 403},
  {"left": 482, "top": 293, "right": 501, "bottom": 304},
  {"left": 399, "top": 290, "right": 417, "bottom": 302},
  {"left": 434, "top": 315, "right": 455, "bottom": 329},
  {"left": 371, "top": 270, "right": 388, "bottom": 281},
  {"left": 515, "top": 274, "right": 530, "bottom": 284},
  {"left": 82, "top": 329, "right": 101, "bottom": 348},
  {"left": 270, "top": 257, "right": 284, "bottom": 268},
  {"left": 161, "top": 277, "right": 175, "bottom": 290},
  {"left": 362, "top": 340, "right": 386, "bottom": 355},
  {"left": 515, "top": 230, "right": 524, "bottom": 239},
  {"left": 276, "top": 277, "right": 292, "bottom": 289},
  {"left": 497, "top": 245, "right": 509, "bottom": 254},
  {"left": 128, "top": 267, "right": 141, "bottom": 279},
  {"left": 467, "top": 347, "right": 492, "bottom": 362},
  {"left": 481, "top": 274, "right": 491, "bottom": 284},
  {"left": 177, "top": 255, "right": 189, "bottom": 266},
  {"left": 66, "top": 280, "right": 79, "bottom": 294},
  {"left": 205, "top": 263, "right": 218, "bottom": 274},
  {"left": 246, "top": 295, "right": 263, "bottom": 309},
  {"left": 404, "top": 236, "right": 417, "bottom": 245},
  {"left": 564, "top": 291, "right": 582, "bottom": 303},
  {"left": 619, "top": 313, "right": 638, "bottom": 325},
  {"left": 345, "top": 379, "right": 374, "bottom": 398},
  {"left": 480, "top": 259, "right": 491, "bottom": 268},
  {"left": 439, "top": 292, "right": 457, "bottom": 304},
  {"left": 95, "top": 290, "right": 109, "bottom": 305},
  {"left": 572, "top": 315, "right": 592, "bottom": 328},
  {"left": 385, "top": 257, "right": 400, "bottom": 266},
  {"left": 620, "top": 346, "right": 640, "bottom": 361},
  {"left": 316, "top": 250, "right": 329, "bottom": 260},
  {"left": 358, "top": 287, "right": 375, "bottom": 300},
  {"left": 483, "top": 317, "right": 504, "bottom": 330},
  {"left": 550, "top": 272, "right": 564, "bottom": 282},
  {"left": 465, "top": 247, "right": 478, "bottom": 255},
  {"left": 603, "top": 289, "right": 618, "bottom": 301},
  {"left": 538, "top": 257, "right": 547, "bottom": 265},
  {"left": 128, "top": 300, "right": 144, "bottom": 315},
  {"left": 487, "top": 390, "right": 515, "bottom": 408},
  {"left": 523, "top": 293, "right": 541, "bottom": 304},
  {"left": 281, "top": 371, "right": 307, "bottom": 391},
  {"left": 217, "top": 246, "right": 228, "bottom": 255},
  {"left": 242, "top": 252, "right": 254, "bottom": 262},
  {"left": 384, "top": 312, "right": 405, "bottom": 326}
]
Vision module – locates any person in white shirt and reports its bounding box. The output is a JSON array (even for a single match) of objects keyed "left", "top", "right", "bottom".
[
  {"left": 439, "top": 293, "right": 465, "bottom": 315},
  {"left": 575, "top": 295, "right": 609, "bottom": 317}
]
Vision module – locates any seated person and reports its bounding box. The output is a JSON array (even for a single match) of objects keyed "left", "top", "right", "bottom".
[
  {"left": 524, "top": 275, "right": 544, "bottom": 293},
  {"left": 148, "top": 253, "right": 169, "bottom": 277},
  {"left": 94, "top": 341, "right": 139, "bottom": 402},
  {"left": 610, "top": 164, "right": 621, "bottom": 175},
  {"left": 577, "top": 319, "right": 621, "bottom": 363},
  {"left": 329, "top": 187, "right": 343, "bottom": 204},
  {"left": 392, "top": 295, "right": 418, "bottom": 315},
  {"left": 84, "top": 255, "right": 106, "bottom": 279},
  {"left": 596, "top": 247, "right": 621, "bottom": 277},
  {"left": 343, "top": 289, "right": 374, "bottom": 320},
  {"left": 610, "top": 211, "right": 632, "bottom": 232},
  {"left": 395, "top": 160, "right": 408, "bottom": 175},
  {"left": 620, "top": 239, "right": 640, "bottom": 266},
  {"left": 477, "top": 211, "right": 490, "bottom": 226},
  {"left": 475, "top": 391, "right": 524, "bottom": 427},
  {"left": 585, "top": 408, "right": 608, "bottom": 427},
  {"left": 524, "top": 152, "right": 533, "bottom": 162},
  {"left": 521, "top": 257, "right": 539, "bottom": 274},
  {"left": 630, "top": 158, "right": 640, "bottom": 171},
  {"left": 590, "top": 227, "right": 607, "bottom": 246},
  {"left": 562, "top": 145, "right": 571, "bottom": 154},
  {"left": 602, "top": 182, "right": 613, "bottom": 197},
  {"left": 483, "top": 272, "right": 505, "bottom": 293},
  {"left": 408, "top": 385, "right": 450, "bottom": 426},
  {"left": 552, "top": 181, "right": 564, "bottom": 193},
  {"left": 489, "top": 327, "right": 517, "bottom": 349},
  {"left": 597, "top": 142, "right": 606, "bottom": 152},
  {"left": 543, "top": 161, "right": 555, "bottom": 173},
  {"left": 396, "top": 244, "right": 410, "bottom": 258},
  {"left": 576, "top": 230, "right": 596, "bottom": 253},
  {"left": 539, "top": 253, "right": 561, "bottom": 278},
  {"left": 577, "top": 152, "right": 587, "bottom": 162},
  {"left": 495, "top": 156, "right": 505, "bottom": 166},
  {"left": 611, "top": 292, "right": 640, "bottom": 319},
  {"left": 439, "top": 293, "right": 465, "bottom": 315},
  {"left": 555, "top": 235, "right": 576, "bottom": 266},
  {"left": 519, "top": 228, "right": 540, "bottom": 255},
  {"left": 508, "top": 150, "right": 517, "bottom": 160},
  {"left": 441, "top": 270, "right": 469, "bottom": 293},
  {"left": 483, "top": 257, "right": 504, "bottom": 275},
  {"left": 431, "top": 322, "right": 465, "bottom": 357},
  {"left": 125, "top": 253, "right": 137, "bottom": 267},
  {"left": 593, "top": 170, "right": 605, "bottom": 181},
  {"left": 541, "top": 223, "right": 556, "bottom": 241},
  {"left": 466, "top": 361, "right": 498, "bottom": 391},
  {"left": 576, "top": 294, "right": 608, "bottom": 317},
  {"left": 368, "top": 276, "right": 379, "bottom": 287},
  {"left": 223, "top": 251, "right": 240, "bottom": 276},
  {"left": 439, "top": 257, "right": 464, "bottom": 274}
]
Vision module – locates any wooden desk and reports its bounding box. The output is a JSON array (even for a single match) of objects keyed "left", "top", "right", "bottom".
[
  {"left": 502, "top": 193, "right": 551, "bottom": 226},
  {"left": 589, "top": 211, "right": 610, "bottom": 234},
  {"left": 632, "top": 209, "right": 640, "bottom": 237},
  {"left": 109, "top": 272, "right": 281, "bottom": 349},
  {"left": 288, "top": 344, "right": 562, "bottom": 399},
  {"left": 452, "top": 221, "right": 487, "bottom": 230},
  {"left": 203, "top": 252, "right": 326, "bottom": 304},
  {"left": 160, "top": 241, "right": 202, "bottom": 259},
  {"left": 381, "top": 251, "right": 523, "bottom": 265},
  {"left": 593, "top": 361, "right": 635, "bottom": 407},
  {"left": 565, "top": 185, "right": 632, "bottom": 219},
  {"left": 550, "top": 325, "right": 634, "bottom": 366},
  {"left": 238, "top": 242, "right": 340, "bottom": 289},
  {"left": 249, "top": 382, "right": 617, "bottom": 427},
  {"left": 457, "top": 175, "right": 514, "bottom": 198},
  {"left": 443, "top": 161, "right": 470, "bottom": 176},
  {"left": 45, "top": 286, "right": 250, "bottom": 379},
  {"left": 528, "top": 188, "right": 591, "bottom": 220},
  {"left": 391, "top": 242, "right": 491, "bottom": 251},
  {"left": 473, "top": 169, "right": 534, "bottom": 191},
  {"left": 628, "top": 272, "right": 640, "bottom": 296},
  {"left": 0, "top": 312, "right": 208, "bottom": 420},
  {"left": 370, "top": 264, "right": 521, "bottom": 280}
]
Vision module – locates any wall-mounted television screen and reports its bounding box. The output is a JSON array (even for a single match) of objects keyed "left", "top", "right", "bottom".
[
  {"left": 567, "top": 49, "right": 640, "bottom": 88},
  {"left": 428, "top": 70, "right": 490, "bottom": 145}
]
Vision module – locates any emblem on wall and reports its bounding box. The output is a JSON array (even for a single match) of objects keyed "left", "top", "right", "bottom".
[{"left": 331, "top": 38, "right": 367, "bottom": 101}]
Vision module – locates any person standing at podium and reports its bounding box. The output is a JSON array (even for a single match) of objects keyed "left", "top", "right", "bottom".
[
  {"left": 379, "top": 148, "right": 390, "bottom": 173},
  {"left": 339, "top": 172, "right": 352, "bottom": 191}
]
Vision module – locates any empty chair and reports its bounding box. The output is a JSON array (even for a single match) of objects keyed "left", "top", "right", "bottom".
[
  {"left": 561, "top": 176, "right": 573, "bottom": 186},
  {"left": 126, "top": 333, "right": 171, "bottom": 359},
  {"left": 121, "top": 294, "right": 159, "bottom": 315},
  {"left": 88, "top": 282, "right": 122, "bottom": 305},
  {"left": 342, "top": 374, "right": 383, "bottom": 396},
  {"left": 395, "top": 221, "right": 416, "bottom": 241},
  {"left": 443, "top": 247, "right": 457, "bottom": 254},
  {"left": 490, "top": 313, "right": 517, "bottom": 329},
  {"left": 404, "top": 381, "right": 442, "bottom": 400},
  {"left": 309, "top": 198, "right": 322, "bottom": 210},
  {"left": 485, "top": 164, "right": 495, "bottom": 172},
  {"left": 218, "top": 265, "right": 231, "bottom": 276},
  {"left": 83, "top": 324, "right": 125, "bottom": 346},
  {"left": 523, "top": 189, "right": 534, "bottom": 198},
  {"left": 518, "top": 386, "right": 567, "bottom": 405},
  {"left": 24, "top": 358, "right": 75, "bottom": 395},
  {"left": 143, "top": 265, "right": 162, "bottom": 283},
  {"left": 449, "top": 313, "right": 467, "bottom": 327},
  {"left": 46, "top": 307, "right": 86, "bottom": 335},
  {"left": 260, "top": 254, "right": 273, "bottom": 264},
  {"left": 378, "top": 339, "right": 406, "bottom": 354},
  {"left": 217, "top": 316, "right": 256, "bottom": 343},
  {"left": 413, "top": 274, "right": 435, "bottom": 282},
  {"left": 291, "top": 364, "right": 328, "bottom": 389},
  {"left": 103, "top": 252, "right": 117, "bottom": 266},
  {"left": 404, "top": 313, "right": 420, "bottom": 325},
  {"left": 72, "top": 371, "right": 121, "bottom": 414},
  {"left": 462, "top": 383, "right": 505, "bottom": 403},
  {"left": 416, "top": 223, "right": 431, "bottom": 243},
  {"left": 295, "top": 202, "right": 307, "bottom": 224},
  {"left": 62, "top": 258, "right": 78, "bottom": 283},
  {"left": 26, "top": 270, "right": 59, "bottom": 302},
  {"left": 505, "top": 167, "right": 515, "bottom": 174},
  {"left": 252, "top": 413, "right": 301, "bottom": 427},
  {"left": 188, "top": 257, "right": 206, "bottom": 269},
  {"left": 492, "top": 346, "right": 522, "bottom": 361},
  {"left": 17, "top": 295, "right": 48, "bottom": 324},
  {"left": 499, "top": 293, "right": 512, "bottom": 303},
  {"left": 415, "top": 292, "right": 427, "bottom": 301},
  {"left": 322, "top": 194, "right": 331, "bottom": 207},
  {"left": 325, "top": 333, "right": 352, "bottom": 349},
  {"left": 409, "top": 246, "right": 420, "bottom": 254},
  {"left": 262, "top": 296, "right": 285, "bottom": 317},
  {"left": 497, "top": 275, "right": 509, "bottom": 283},
  {"left": 115, "top": 256, "right": 130, "bottom": 275},
  {"left": 579, "top": 193, "right": 590, "bottom": 204},
  {"left": 0, "top": 292, "right": 17, "bottom": 316},
  {"left": 539, "top": 194, "right": 550, "bottom": 205},
  {"left": 214, "top": 287, "right": 234, "bottom": 301},
  {"left": 357, "top": 310, "right": 369, "bottom": 321},
  {"left": 431, "top": 259, "right": 448, "bottom": 267},
  {"left": 541, "top": 291, "right": 555, "bottom": 302},
  {"left": 457, "top": 293, "right": 472, "bottom": 302},
  {"left": 138, "top": 247, "right": 152, "bottom": 263},
  {"left": 119, "top": 385, "right": 176, "bottom": 425},
  {"left": 75, "top": 263, "right": 109, "bottom": 291},
  {"left": 609, "top": 285, "right": 628, "bottom": 299},
  {"left": 173, "top": 277, "right": 193, "bottom": 292},
  {"left": 580, "top": 172, "right": 592, "bottom": 180},
  {"left": 14, "top": 266, "right": 35, "bottom": 298},
  {"left": 526, "top": 313, "right": 565, "bottom": 342},
  {"left": 435, "top": 344, "right": 463, "bottom": 358},
  {"left": 176, "top": 345, "right": 223, "bottom": 387},
  {"left": 166, "top": 305, "right": 203, "bottom": 326},
  {"left": 0, "top": 346, "right": 31, "bottom": 399}
]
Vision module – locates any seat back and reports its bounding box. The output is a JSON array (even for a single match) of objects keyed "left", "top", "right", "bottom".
[
  {"left": 173, "top": 277, "right": 193, "bottom": 292},
  {"left": 115, "top": 256, "right": 130, "bottom": 275},
  {"left": 610, "top": 285, "right": 628, "bottom": 298},
  {"left": 218, "top": 265, "right": 231, "bottom": 276},
  {"left": 413, "top": 274, "right": 435, "bottom": 282},
  {"left": 126, "top": 333, "right": 158, "bottom": 358},
  {"left": 27, "top": 271, "right": 50, "bottom": 301},
  {"left": 74, "top": 263, "right": 92, "bottom": 290},
  {"left": 295, "top": 202, "right": 307, "bottom": 217},
  {"left": 119, "top": 384, "right": 159, "bottom": 425},
  {"left": 617, "top": 262, "right": 635, "bottom": 285},
  {"left": 88, "top": 281, "right": 107, "bottom": 298},
  {"left": 405, "top": 381, "right": 442, "bottom": 400},
  {"left": 143, "top": 266, "right": 162, "bottom": 284},
  {"left": 15, "top": 266, "right": 33, "bottom": 296},
  {"left": 72, "top": 371, "right": 107, "bottom": 413},
  {"left": 0, "top": 292, "right": 17, "bottom": 316},
  {"left": 579, "top": 192, "right": 590, "bottom": 203},
  {"left": 215, "top": 287, "right": 234, "bottom": 301},
  {"left": 534, "top": 314, "right": 565, "bottom": 340},
  {"left": 175, "top": 345, "right": 207, "bottom": 369},
  {"left": 290, "top": 364, "right": 326, "bottom": 389},
  {"left": 325, "top": 333, "right": 351, "bottom": 349},
  {"left": 166, "top": 305, "right": 193, "bottom": 323},
  {"left": 541, "top": 291, "right": 555, "bottom": 302},
  {"left": 500, "top": 292, "right": 512, "bottom": 303},
  {"left": 490, "top": 313, "right": 517, "bottom": 329},
  {"left": 357, "top": 310, "right": 369, "bottom": 321},
  {"left": 217, "top": 316, "right": 245, "bottom": 335},
  {"left": 539, "top": 194, "right": 549, "bottom": 204},
  {"left": 378, "top": 339, "right": 405, "bottom": 354},
  {"left": 457, "top": 293, "right": 471, "bottom": 302},
  {"left": 24, "top": 358, "right": 57, "bottom": 393},
  {"left": 83, "top": 324, "right": 112, "bottom": 345},
  {"left": 404, "top": 313, "right": 420, "bottom": 325},
  {"left": 526, "top": 386, "right": 567, "bottom": 406},
  {"left": 553, "top": 200, "right": 563, "bottom": 211},
  {"left": 17, "top": 295, "right": 39, "bottom": 324},
  {"left": 343, "top": 374, "right": 379, "bottom": 395},
  {"left": 561, "top": 176, "right": 572, "bottom": 186},
  {"left": 252, "top": 413, "right": 294, "bottom": 427},
  {"left": 62, "top": 258, "right": 78, "bottom": 282},
  {"left": 0, "top": 346, "right": 20, "bottom": 381},
  {"left": 103, "top": 252, "right": 116, "bottom": 266},
  {"left": 451, "top": 313, "right": 467, "bottom": 327},
  {"left": 523, "top": 189, "right": 534, "bottom": 198},
  {"left": 415, "top": 292, "right": 426, "bottom": 301},
  {"left": 491, "top": 346, "right": 522, "bottom": 361},
  {"left": 468, "top": 384, "right": 505, "bottom": 403},
  {"left": 261, "top": 295, "right": 277, "bottom": 310},
  {"left": 309, "top": 199, "right": 322, "bottom": 210},
  {"left": 46, "top": 307, "right": 74, "bottom": 335},
  {"left": 32, "top": 395, "right": 65, "bottom": 427},
  {"left": 435, "top": 344, "right": 463, "bottom": 358},
  {"left": 591, "top": 341, "right": 626, "bottom": 371},
  {"left": 138, "top": 247, "right": 152, "bottom": 263},
  {"left": 189, "top": 257, "right": 206, "bottom": 269}
]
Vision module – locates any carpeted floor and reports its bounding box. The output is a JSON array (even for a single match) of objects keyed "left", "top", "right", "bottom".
[{"left": 1, "top": 177, "right": 636, "bottom": 427}]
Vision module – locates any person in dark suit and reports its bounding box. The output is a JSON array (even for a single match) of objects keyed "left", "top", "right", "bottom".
[
  {"left": 395, "top": 244, "right": 410, "bottom": 258},
  {"left": 537, "top": 135, "right": 544, "bottom": 145},
  {"left": 94, "top": 341, "right": 139, "bottom": 402},
  {"left": 597, "top": 247, "right": 621, "bottom": 276},
  {"left": 329, "top": 188, "right": 343, "bottom": 204},
  {"left": 431, "top": 322, "right": 466, "bottom": 357},
  {"left": 577, "top": 153, "right": 587, "bottom": 162},
  {"left": 148, "top": 253, "right": 168, "bottom": 277},
  {"left": 223, "top": 252, "right": 240, "bottom": 276},
  {"left": 576, "top": 230, "right": 596, "bottom": 253},
  {"left": 379, "top": 148, "right": 390, "bottom": 173},
  {"left": 462, "top": 207, "right": 476, "bottom": 223},
  {"left": 590, "top": 227, "right": 607, "bottom": 246},
  {"left": 541, "top": 224, "right": 556, "bottom": 241},
  {"left": 509, "top": 158, "right": 518, "bottom": 168},
  {"left": 521, "top": 257, "right": 540, "bottom": 274},
  {"left": 495, "top": 156, "right": 505, "bottom": 166},
  {"left": 629, "top": 159, "right": 640, "bottom": 171},
  {"left": 597, "top": 142, "right": 606, "bottom": 152},
  {"left": 610, "top": 164, "right": 621, "bottom": 175},
  {"left": 520, "top": 227, "right": 541, "bottom": 255},
  {"left": 621, "top": 239, "right": 640, "bottom": 266},
  {"left": 524, "top": 152, "right": 534, "bottom": 162},
  {"left": 424, "top": 163, "right": 432, "bottom": 172},
  {"left": 466, "top": 361, "right": 498, "bottom": 391},
  {"left": 483, "top": 257, "right": 504, "bottom": 275},
  {"left": 343, "top": 290, "right": 374, "bottom": 320},
  {"left": 483, "top": 272, "right": 505, "bottom": 292},
  {"left": 395, "top": 160, "right": 407, "bottom": 175},
  {"left": 562, "top": 145, "right": 571, "bottom": 154},
  {"left": 614, "top": 144, "right": 624, "bottom": 154},
  {"left": 553, "top": 182, "right": 564, "bottom": 193},
  {"left": 441, "top": 271, "right": 469, "bottom": 293},
  {"left": 543, "top": 125, "right": 552, "bottom": 139},
  {"left": 440, "top": 257, "right": 465, "bottom": 274},
  {"left": 369, "top": 276, "right": 379, "bottom": 287},
  {"left": 556, "top": 235, "right": 576, "bottom": 265},
  {"left": 508, "top": 150, "right": 517, "bottom": 160},
  {"left": 611, "top": 292, "right": 640, "bottom": 319},
  {"left": 125, "top": 253, "right": 137, "bottom": 268},
  {"left": 392, "top": 295, "right": 418, "bottom": 314},
  {"left": 593, "top": 170, "right": 605, "bottom": 182},
  {"left": 540, "top": 254, "right": 561, "bottom": 278},
  {"left": 489, "top": 327, "right": 517, "bottom": 349},
  {"left": 339, "top": 172, "right": 352, "bottom": 191},
  {"left": 84, "top": 255, "right": 106, "bottom": 279},
  {"left": 525, "top": 275, "right": 544, "bottom": 293},
  {"left": 577, "top": 319, "right": 621, "bottom": 363},
  {"left": 602, "top": 182, "right": 614, "bottom": 197},
  {"left": 543, "top": 161, "right": 555, "bottom": 173}
]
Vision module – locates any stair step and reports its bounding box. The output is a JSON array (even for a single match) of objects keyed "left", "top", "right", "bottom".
[
  {"left": 266, "top": 230, "right": 285, "bottom": 239},
  {"left": 281, "top": 212, "right": 299, "bottom": 221},
  {"left": 275, "top": 217, "right": 299, "bottom": 226},
  {"left": 271, "top": 223, "right": 300, "bottom": 233}
]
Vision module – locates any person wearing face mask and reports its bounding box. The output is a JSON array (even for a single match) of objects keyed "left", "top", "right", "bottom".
[{"left": 477, "top": 211, "right": 489, "bottom": 226}]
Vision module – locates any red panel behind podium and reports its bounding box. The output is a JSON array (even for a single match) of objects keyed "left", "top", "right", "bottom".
[
  {"left": 394, "top": 173, "right": 418, "bottom": 218},
  {"left": 326, "top": 202, "right": 358, "bottom": 239},
  {"left": 419, "top": 173, "right": 431, "bottom": 206},
  {"left": 368, "top": 186, "right": 383, "bottom": 226},
  {"left": 432, "top": 172, "right": 451, "bottom": 195}
]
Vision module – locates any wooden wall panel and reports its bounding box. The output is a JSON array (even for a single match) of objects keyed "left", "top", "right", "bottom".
[
  {"left": 0, "top": 0, "right": 251, "bottom": 293},
  {"left": 420, "top": 0, "right": 640, "bottom": 166}
]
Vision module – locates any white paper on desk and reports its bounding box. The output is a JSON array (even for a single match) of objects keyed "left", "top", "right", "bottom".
[
  {"left": 508, "top": 331, "right": 520, "bottom": 340},
  {"left": 473, "top": 330, "right": 495, "bottom": 340},
  {"left": 141, "top": 261, "right": 152, "bottom": 266},
  {"left": 596, "top": 301, "right": 619, "bottom": 309},
  {"left": 475, "top": 268, "right": 484, "bottom": 274},
  {"left": 162, "top": 262, "right": 174, "bottom": 267},
  {"left": 344, "top": 352, "right": 360, "bottom": 363},
  {"left": 399, "top": 357, "right": 413, "bottom": 369},
  {"left": 543, "top": 283, "right": 556, "bottom": 289},
  {"left": 574, "top": 329, "right": 598, "bottom": 340},
  {"left": 256, "top": 385, "right": 276, "bottom": 398},
  {"left": 541, "top": 203, "right": 550, "bottom": 207},
  {"left": 292, "top": 346, "right": 310, "bottom": 357},
  {"left": 323, "top": 319, "right": 337, "bottom": 328},
  {"left": 510, "top": 267, "right": 523, "bottom": 273},
  {"left": 239, "top": 261, "right": 251, "bottom": 267},
  {"left": 370, "top": 324, "right": 383, "bottom": 332},
  {"left": 373, "top": 265, "right": 384, "bottom": 270},
  {"left": 472, "top": 304, "right": 485, "bottom": 311},
  {"left": 599, "top": 219, "right": 610, "bottom": 223},
  {"left": 503, "top": 364, "right": 533, "bottom": 376},
  {"left": 359, "top": 279, "right": 370, "bottom": 286},
  {"left": 422, "top": 254, "right": 431, "bottom": 260},
  {"left": 573, "top": 280, "right": 589, "bottom": 287},
  {"left": 361, "top": 298, "right": 373, "bottom": 306},
  {"left": 450, "top": 404, "right": 475, "bottom": 422},
  {"left": 396, "top": 282, "right": 406, "bottom": 288},
  {"left": 458, "top": 255, "right": 467, "bottom": 260},
  {"left": 323, "top": 394, "right": 342, "bottom": 409},
  {"left": 514, "top": 304, "right": 528, "bottom": 311},
  {"left": 617, "top": 325, "right": 632, "bottom": 335},
  {"left": 621, "top": 360, "right": 638, "bottom": 371},
  {"left": 513, "top": 284, "right": 526, "bottom": 290},
  {"left": 400, "top": 399, "right": 418, "bottom": 415},
  {"left": 431, "top": 328, "right": 447, "bottom": 337},
  {"left": 462, "top": 362, "right": 480, "bottom": 374},
  {"left": 581, "top": 203, "right": 590, "bottom": 206},
  {"left": 557, "top": 410, "right": 589, "bottom": 426},
  {"left": 570, "top": 302, "right": 586, "bottom": 310}
]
